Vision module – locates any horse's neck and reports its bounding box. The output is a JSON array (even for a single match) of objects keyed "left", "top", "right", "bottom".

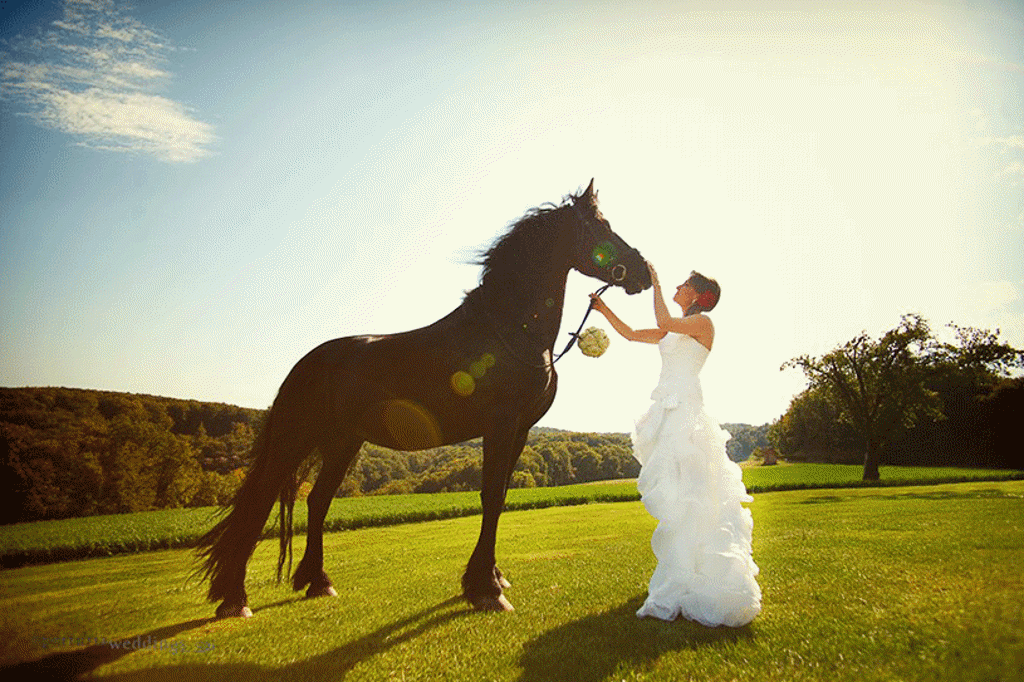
[
  {"left": 465, "top": 211, "right": 579, "bottom": 350},
  {"left": 470, "top": 258, "right": 572, "bottom": 351},
  {"left": 512, "top": 265, "right": 570, "bottom": 344}
]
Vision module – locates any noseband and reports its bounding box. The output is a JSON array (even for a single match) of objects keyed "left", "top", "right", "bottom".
[{"left": 573, "top": 202, "right": 631, "bottom": 280}]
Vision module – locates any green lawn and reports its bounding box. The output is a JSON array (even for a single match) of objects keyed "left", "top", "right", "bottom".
[
  {"left": 741, "top": 462, "right": 1023, "bottom": 492},
  {"left": 2, "top": 464, "right": 1019, "bottom": 567},
  {"left": 1, "top": 480, "right": 1021, "bottom": 681},
  {"left": 0, "top": 482, "right": 641, "bottom": 567}
]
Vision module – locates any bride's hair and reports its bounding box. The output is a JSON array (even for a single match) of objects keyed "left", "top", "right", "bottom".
[{"left": 685, "top": 271, "right": 721, "bottom": 316}]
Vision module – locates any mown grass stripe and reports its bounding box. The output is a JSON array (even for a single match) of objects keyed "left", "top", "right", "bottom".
[{"left": 1, "top": 465, "right": 1019, "bottom": 568}]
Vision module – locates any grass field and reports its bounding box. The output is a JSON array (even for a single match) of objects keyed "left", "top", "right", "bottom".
[
  {"left": 2, "top": 464, "right": 1020, "bottom": 567},
  {"left": 1, "top": 479, "right": 1022, "bottom": 681}
]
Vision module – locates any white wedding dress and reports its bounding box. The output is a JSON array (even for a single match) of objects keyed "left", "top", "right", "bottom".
[{"left": 632, "top": 332, "right": 761, "bottom": 627}]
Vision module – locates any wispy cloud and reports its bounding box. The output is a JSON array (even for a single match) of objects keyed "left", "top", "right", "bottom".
[
  {"left": 974, "top": 134, "right": 1024, "bottom": 151},
  {"left": 1, "top": 0, "right": 214, "bottom": 163},
  {"left": 973, "top": 134, "right": 1024, "bottom": 186}
]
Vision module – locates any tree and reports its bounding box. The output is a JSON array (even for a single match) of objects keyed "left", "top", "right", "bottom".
[
  {"left": 783, "top": 314, "right": 1023, "bottom": 480},
  {"left": 724, "top": 423, "right": 773, "bottom": 462},
  {"left": 979, "top": 377, "right": 1024, "bottom": 469},
  {"left": 538, "top": 444, "right": 575, "bottom": 486},
  {"left": 769, "top": 385, "right": 860, "bottom": 463},
  {"left": 783, "top": 314, "right": 943, "bottom": 480},
  {"left": 890, "top": 325, "right": 1024, "bottom": 468}
]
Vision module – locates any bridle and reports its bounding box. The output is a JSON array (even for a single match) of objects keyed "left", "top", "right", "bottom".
[
  {"left": 573, "top": 201, "right": 629, "bottom": 285},
  {"left": 485, "top": 281, "right": 613, "bottom": 369},
  {"left": 487, "top": 202, "right": 633, "bottom": 368},
  {"left": 551, "top": 281, "right": 613, "bottom": 363}
]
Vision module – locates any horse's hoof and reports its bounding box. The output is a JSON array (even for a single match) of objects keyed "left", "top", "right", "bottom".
[
  {"left": 306, "top": 585, "right": 338, "bottom": 599},
  {"left": 471, "top": 594, "right": 514, "bottom": 612},
  {"left": 215, "top": 604, "right": 253, "bottom": 619},
  {"left": 498, "top": 576, "right": 512, "bottom": 589}
]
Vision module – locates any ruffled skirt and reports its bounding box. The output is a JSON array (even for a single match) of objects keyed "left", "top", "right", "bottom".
[{"left": 631, "top": 391, "right": 761, "bottom": 627}]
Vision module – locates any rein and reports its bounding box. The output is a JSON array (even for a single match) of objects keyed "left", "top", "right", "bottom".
[
  {"left": 551, "top": 282, "right": 613, "bottom": 363},
  {"left": 486, "top": 282, "right": 613, "bottom": 369}
]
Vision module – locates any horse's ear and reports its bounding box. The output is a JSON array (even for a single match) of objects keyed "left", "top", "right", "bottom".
[{"left": 578, "top": 178, "right": 596, "bottom": 205}]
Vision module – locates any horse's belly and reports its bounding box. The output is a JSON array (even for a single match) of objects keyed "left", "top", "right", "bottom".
[
  {"left": 335, "top": 332, "right": 551, "bottom": 450},
  {"left": 357, "top": 395, "right": 487, "bottom": 451}
]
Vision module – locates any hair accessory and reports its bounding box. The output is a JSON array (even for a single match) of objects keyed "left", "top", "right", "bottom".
[{"left": 696, "top": 291, "right": 717, "bottom": 310}]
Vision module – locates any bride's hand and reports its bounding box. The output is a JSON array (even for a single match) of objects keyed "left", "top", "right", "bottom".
[
  {"left": 646, "top": 260, "right": 660, "bottom": 286},
  {"left": 589, "top": 293, "right": 609, "bottom": 314}
]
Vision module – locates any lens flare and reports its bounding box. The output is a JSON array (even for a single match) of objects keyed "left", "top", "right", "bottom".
[
  {"left": 383, "top": 399, "right": 443, "bottom": 449},
  {"left": 452, "top": 354, "right": 497, "bottom": 397},
  {"left": 591, "top": 241, "right": 618, "bottom": 269},
  {"left": 451, "top": 371, "right": 475, "bottom": 396}
]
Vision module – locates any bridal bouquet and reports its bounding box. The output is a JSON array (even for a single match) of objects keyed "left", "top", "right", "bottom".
[{"left": 578, "top": 326, "right": 610, "bottom": 358}]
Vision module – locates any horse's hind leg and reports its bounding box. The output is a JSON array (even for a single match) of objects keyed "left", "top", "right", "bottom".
[{"left": 292, "top": 438, "right": 362, "bottom": 599}]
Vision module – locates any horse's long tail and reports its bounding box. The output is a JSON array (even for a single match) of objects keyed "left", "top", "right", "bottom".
[{"left": 193, "top": 395, "right": 313, "bottom": 603}]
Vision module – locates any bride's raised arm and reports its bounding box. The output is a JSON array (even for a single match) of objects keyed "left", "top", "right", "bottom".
[
  {"left": 589, "top": 294, "right": 666, "bottom": 344},
  {"left": 647, "top": 262, "right": 672, "bottom": 328}
]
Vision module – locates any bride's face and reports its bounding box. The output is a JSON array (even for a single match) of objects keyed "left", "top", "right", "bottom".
[{"left": 673, "top": 281, "right": 697, "bottom": 309}]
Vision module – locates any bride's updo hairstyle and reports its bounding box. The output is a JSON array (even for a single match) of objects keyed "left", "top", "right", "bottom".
[{"left": 685, "top": 271, "right": 720, "bottom": 316}]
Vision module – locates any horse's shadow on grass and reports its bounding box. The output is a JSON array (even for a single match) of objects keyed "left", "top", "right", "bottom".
[
  {"left": 278, "top": 595, "right": 473, "bottom": 680},
  {"left": 7, "top": 595, "right": 473, "bottom": 682},
  {"left": 0, "top": 618, "right": 212, "bottom": 682},
  {"left": 0, "top": 594, "right": 305, "bottom": 682},
  {"left": 6, "top": 595, "right": 751, "bottom": 681},
  {"left": 516, "top": 595, "right": 754, "bottom": 682}
]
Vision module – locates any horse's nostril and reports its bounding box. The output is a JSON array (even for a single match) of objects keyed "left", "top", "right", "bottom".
[{"left": 612, "top": 264, "right": 626, "bottom": 281}]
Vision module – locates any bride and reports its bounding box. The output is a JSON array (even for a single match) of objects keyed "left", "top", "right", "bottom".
[{"left": 589, "top": 262, "right": 760, "bottom": 627}]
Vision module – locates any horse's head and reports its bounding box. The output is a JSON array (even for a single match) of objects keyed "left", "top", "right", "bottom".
[{"left": 569, "top": 179, "right": 652, "bottom": 295}]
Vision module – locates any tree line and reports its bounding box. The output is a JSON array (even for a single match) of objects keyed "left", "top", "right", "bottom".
[
  {"left": 0, "top": 387, "right": 767, "bottom": 524},
  {"left": 771, "top": 314, "right": 1024, "bottom": 479},
  {"left": 0, "top": 389, "right": 262, "bottom": 523},
  {"left": 7, "top": 313, "right": 1009, "bottom": 524}
]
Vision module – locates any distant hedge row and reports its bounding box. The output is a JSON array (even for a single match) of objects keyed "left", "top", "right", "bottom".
[{"left": 0, "top": 387, "right": 772, "bottom": 524}]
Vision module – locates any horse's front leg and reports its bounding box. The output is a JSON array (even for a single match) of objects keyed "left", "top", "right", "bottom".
[
  {"left": 490, "top": 382, "right": 555, "bottom": 593},
  {"left": 494, "top": 566, "right": 512, "bottom": 590},
  {"left": 491, "top": 442, "right": 525, "bottom": 592},
  {"left": 463, "top": 426, "right": 528, "bottom": 611}
]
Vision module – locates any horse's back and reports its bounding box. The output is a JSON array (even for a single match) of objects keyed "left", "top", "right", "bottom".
[{"left": 283, "top": 309, "right": 517, "bottom": 450}]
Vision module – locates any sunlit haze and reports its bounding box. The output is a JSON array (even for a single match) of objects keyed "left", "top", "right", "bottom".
[{"left": 2, "top": 0, "right": 1022, "bottom": 432}]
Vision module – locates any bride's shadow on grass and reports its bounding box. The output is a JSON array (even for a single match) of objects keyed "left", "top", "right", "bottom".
[{"left": 516, "top": 595, "right": 754, "bottom": 682}]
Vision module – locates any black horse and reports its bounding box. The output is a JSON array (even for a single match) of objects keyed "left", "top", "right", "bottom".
[{"left": 195, "top": 180, "right": 650, "bottom": 617}]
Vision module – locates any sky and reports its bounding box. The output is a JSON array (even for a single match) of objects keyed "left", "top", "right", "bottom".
[{"left": 2, "top": 0, "right": 1022, "bottom": 434}]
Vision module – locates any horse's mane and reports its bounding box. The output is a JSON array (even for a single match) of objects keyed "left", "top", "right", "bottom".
[{"left": 463, "top": 195, "right": 577, "bottom": 311}]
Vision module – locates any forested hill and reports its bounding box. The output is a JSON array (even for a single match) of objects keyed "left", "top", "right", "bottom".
[{"left": 0, "top": 387, "right": 767, "bottom": 523}]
